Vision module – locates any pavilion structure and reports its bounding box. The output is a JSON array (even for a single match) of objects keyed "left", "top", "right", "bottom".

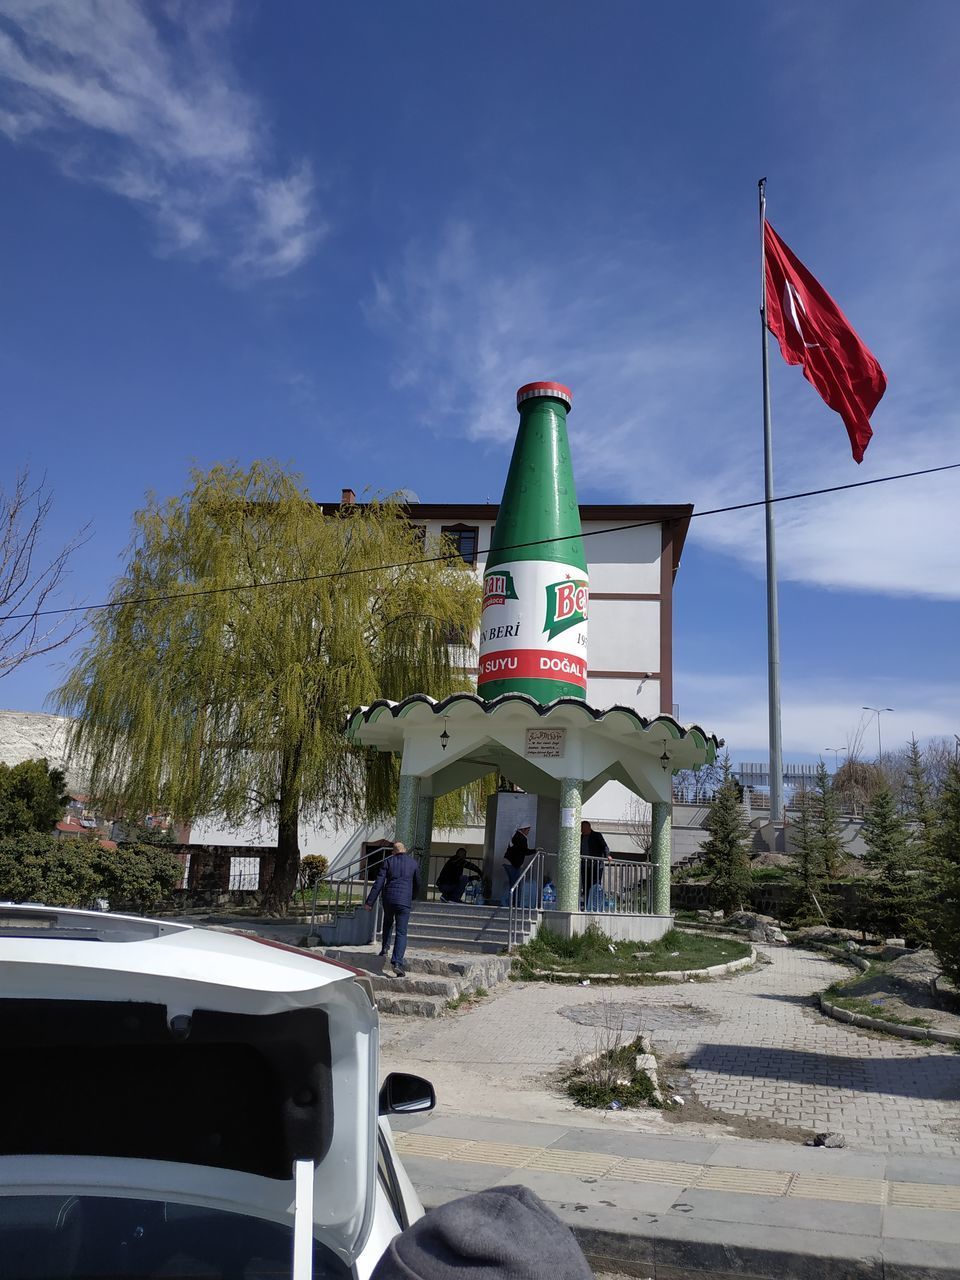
[{"left": 344, "top": 691, "right": 720, "bottom": 922}]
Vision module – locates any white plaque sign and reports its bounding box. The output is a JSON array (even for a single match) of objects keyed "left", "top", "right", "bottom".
[{"left": 524, "top": 727, "right": 566, "bottom": 759}]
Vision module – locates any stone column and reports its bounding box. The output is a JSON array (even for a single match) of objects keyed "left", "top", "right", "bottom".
[
  {"left": 395, "top": 774, "right": 420, "bottom": 853},
  {"left": 651, "top": 800, "right": 672, "bottom": 916},
  {"left": 413, "top": 792, "right": 435, "bottom": 898},
  {"left": 557, "top": 777, "right": 583, "bottom": 913}
]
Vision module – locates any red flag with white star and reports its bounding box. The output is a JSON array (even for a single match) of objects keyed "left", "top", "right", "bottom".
[{"left": 764, "top": 221, "right": 886, "bottom": 463}]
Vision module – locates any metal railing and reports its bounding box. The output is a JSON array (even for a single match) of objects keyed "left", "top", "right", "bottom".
[
  {"left": 308, "top": 848, "right": 382, "bottom": 936},
  {"left": 579, "top": 855, "right": 651, "bottom": 915},
  {"left": 507, "top": 851, "right": 544, "bottom": 951}
]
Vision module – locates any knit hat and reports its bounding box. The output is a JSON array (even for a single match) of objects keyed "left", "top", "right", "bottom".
[{"left": 370, "top": 1186, "right": 592, "bottom": 1280}]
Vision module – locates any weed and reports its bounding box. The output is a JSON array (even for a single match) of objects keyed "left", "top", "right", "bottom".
[{"left": 445, "top": 987, "right": 488, "bottom": 1011}]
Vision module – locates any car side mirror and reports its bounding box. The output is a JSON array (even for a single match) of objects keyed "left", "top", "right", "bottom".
[{"left": 378, "top": 1072, "right": 436, "bottom": 1116}]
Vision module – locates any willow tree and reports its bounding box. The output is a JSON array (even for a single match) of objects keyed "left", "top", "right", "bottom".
[{"left": 55, "top": 462, "right": 483, "bottom": 912}]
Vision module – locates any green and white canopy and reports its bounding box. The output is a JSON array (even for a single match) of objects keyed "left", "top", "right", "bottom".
[{"left": 345, "top": 692, "right": 720, "bottom": 804}]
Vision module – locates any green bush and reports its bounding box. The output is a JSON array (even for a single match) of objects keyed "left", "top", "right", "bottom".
[{"left": 0, "top": 835, "right": 181, "bottom": 912}]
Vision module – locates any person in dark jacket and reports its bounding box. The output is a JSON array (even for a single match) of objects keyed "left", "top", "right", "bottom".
[
  {"left": 436, "top": 847, "right": 483, "bottom": 902},
  {"left": 579, "top": 820, "right": 611, "bottom": 909},
  {"left": 499, "top": 824, "right": 531, "bottom": 905},
  {"left": 364, "top": 840, "right": 421, "bottom": 977}
]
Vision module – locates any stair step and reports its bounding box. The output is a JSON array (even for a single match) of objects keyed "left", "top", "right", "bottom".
[
  {"left": 414, "top": 903, "right": 506, "bottom": 917},
  {"left": 407, "top": 921, "right": 512, "bottom": 942},
  {"left": 369, "top": 973, "right": 460, "bottom": 998},
  {"left": 373, "top": 992, "right": 449, "bottom": 1018},
  {"left": 404, "top": 933, "right": 509, "bottom": 955},
  {"left": 321, "top": 948, "right": 513, "bottom": 986}
]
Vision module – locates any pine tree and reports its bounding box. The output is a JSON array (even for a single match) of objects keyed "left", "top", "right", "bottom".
[
  {"left": 860, "top": 786, "right": 913, "bottom": 940},
  {"left": 898, "top": 735, "right": 938, "bottom": 945},
  {"left": 930, "top": 756, "right": 960, "bottom": 986},
  {"left": 699, "top": 757, "right": 753, "bottom": 914},
  {"left": 787, "top": 784, "right": 827, "bottom": 920},
  {"left": 814, "top": 761, "right": 846, "bottom": 878}
]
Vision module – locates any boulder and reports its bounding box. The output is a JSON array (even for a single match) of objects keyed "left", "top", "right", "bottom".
[
  {"left": 749, "top": 923, "right": 788, "bottom": 945},
  {"left": 796, "top": 925, "right": 863, "bottom": 945}
]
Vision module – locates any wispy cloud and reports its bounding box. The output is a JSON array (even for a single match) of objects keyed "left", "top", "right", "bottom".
[
  {"left": 0, "top": 0, "right": 324, "bottom": 277},
  {"left": 367, "top": 210, "right": 960, "bottom": 601},
  {"left": 677, "top": 670, "right": 960, "bottom": 761}
]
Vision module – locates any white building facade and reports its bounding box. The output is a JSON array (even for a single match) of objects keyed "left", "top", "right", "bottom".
[{"left": 196, "top": 495, "right": 693, "bottom": 870}]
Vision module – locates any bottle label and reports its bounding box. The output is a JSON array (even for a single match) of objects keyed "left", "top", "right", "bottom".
[{"left": 478, "top": 559, "right": 588, "bottom": 693}]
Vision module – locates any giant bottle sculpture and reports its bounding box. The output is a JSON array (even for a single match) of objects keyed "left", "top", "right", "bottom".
[{"left": 477, "top": 382, "right": 588, "bottom": 703}]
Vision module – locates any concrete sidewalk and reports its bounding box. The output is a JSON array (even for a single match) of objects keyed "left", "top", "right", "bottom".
[{"left": 391, "top": 1110, "right": 960, "bottom": 1279}]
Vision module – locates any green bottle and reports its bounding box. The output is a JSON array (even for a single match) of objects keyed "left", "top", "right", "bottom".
[{"left": 478, "top": 382, "right": 589, "bottom": 703}]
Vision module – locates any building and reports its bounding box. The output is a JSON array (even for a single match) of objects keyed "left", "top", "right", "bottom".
[{"left": 192, "top": 491, "right": 696, "bottom": 874}]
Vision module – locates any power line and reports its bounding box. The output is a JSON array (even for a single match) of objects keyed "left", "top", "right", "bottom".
[{"left": 3, "top": 460, "right": 958, "bottom": 624}]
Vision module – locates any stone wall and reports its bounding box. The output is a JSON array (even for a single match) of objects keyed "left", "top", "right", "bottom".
[{"left": 672, "top": 879, "right": 864, "bottom": 927}]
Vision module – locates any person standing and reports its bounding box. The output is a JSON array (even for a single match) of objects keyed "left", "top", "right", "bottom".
[
  {"left": 579, "top": 820, "right": 610, "bottom": 911},
  {"left": 364, "top": 840, "right": 420, "bottom": 978},
  {"left": 500, "top": 824, "right": 532, "bottom": 905}
]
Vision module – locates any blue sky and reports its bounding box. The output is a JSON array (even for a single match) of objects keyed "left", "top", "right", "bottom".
[{"left": 1, "top": 0, "right": 958, "bottom": 764}]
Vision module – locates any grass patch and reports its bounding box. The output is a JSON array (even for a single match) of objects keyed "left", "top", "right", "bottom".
[
  {"left": 446, "top": 986, "right": 488, "bottom": 1011},
  {"left": 513, "top": 925, "right": 750, "bottom": 980},
  {"left": 564, "top": 1036, "right": 660, "bottom": 1109},
  {"left": 824, "top": 992, "right": 931, "bottom": 1028}
]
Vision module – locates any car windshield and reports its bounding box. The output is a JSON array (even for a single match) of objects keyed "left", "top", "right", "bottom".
[{"left": 0, "top": 1195, "right": 350, "bottom": 1280}]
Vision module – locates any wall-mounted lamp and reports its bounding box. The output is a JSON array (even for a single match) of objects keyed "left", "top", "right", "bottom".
[
  {"left": 660, "top": 750, "right": 671, "bottom": 771},
  {"left": 440, "top": 720, "right": 450, "bottom": 751}
]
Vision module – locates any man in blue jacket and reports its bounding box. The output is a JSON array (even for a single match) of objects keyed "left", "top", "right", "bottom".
[{"left": 364, "top": 841, "right": 421, "bottom": 978}]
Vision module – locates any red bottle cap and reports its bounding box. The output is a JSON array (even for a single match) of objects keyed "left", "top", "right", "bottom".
[{"left": 516, "top": 381, "right": 573, "bottom": 411}]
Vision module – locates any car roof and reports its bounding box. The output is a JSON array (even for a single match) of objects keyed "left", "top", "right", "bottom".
[{"left": 0, "top": 903, "right": 361, "bottom": 1015}]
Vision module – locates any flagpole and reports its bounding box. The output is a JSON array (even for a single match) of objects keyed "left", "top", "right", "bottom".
[{"left": 759, "top": 178, "right": 785, "bottom": 828}]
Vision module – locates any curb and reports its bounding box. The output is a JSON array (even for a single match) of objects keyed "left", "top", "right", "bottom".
[
  {"left": 819, "top": 993, "right": 960, "bottom": 1045},
  {"left": 516, "top": 948, "right": 755, "bottom": 983},
  {"left": 418, "top": 1187, "right": 956, "bottom": 1279}
]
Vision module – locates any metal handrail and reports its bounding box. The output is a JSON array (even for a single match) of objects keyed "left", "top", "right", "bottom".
[
  {"left": 308, "top": 844, "right": 391, "bottom": 936},
  {"left": 507, "top": 850, "right": 543, "bottom": 951},
  {"left": 580, "top": 855, "right": 651, "bottom": 914}
]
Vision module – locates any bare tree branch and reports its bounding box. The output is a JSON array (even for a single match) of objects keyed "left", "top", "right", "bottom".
[{"left": 0, "top": 469, "right": 90, "bottom": 678}]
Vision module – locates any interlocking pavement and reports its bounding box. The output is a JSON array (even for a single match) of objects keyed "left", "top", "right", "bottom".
[{"left": 381, "top": 946, "right": 960, "bottom": 1155}]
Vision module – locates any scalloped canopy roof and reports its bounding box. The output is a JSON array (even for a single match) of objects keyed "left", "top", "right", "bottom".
[{"left": 345, "top": 692, "right": 721, "bottom": 767}]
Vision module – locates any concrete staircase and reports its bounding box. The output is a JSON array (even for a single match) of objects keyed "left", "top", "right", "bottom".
[
  {"left": 406, "top": 901, "right": 536, "bottom": 954},
  {"left": 322, "top": 947, "right": 513, "bottom": 1018}
]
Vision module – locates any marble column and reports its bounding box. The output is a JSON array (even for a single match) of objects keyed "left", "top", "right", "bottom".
[
  {"left": 395, "top": 773, "right": 420, "bottom": 854},
  {"left": 557, "top": 776, "right": 583, "bottom": 913},
  {"left": 413, "top": 792, "right": 435, "bottom": 898},
  {"left": 651, "top": 800, "right": 672, "bottom": 916}
]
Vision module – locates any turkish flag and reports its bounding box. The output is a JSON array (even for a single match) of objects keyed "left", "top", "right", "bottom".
[{"left": 764, "top": 221, "right": 886, "bottom": 463}]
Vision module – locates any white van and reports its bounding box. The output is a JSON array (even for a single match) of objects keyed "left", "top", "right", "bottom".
[{"left": 0, "top": 904, "right": 433, "bottom": 1280}]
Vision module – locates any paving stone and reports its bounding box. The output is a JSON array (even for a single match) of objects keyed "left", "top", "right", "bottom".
[{"left": 381, "top": 946, "right": 960, "bottom": 1155}]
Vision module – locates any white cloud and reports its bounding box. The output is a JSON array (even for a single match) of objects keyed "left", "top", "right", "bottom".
[
  {"left": 367, "top": 214, "right": 960, "bottom": 601},
  {"left": 676, "top": 671, "right": 960, "bottom": 762},
  {"left": 0, "top": 0, "right": 323, "bottom": 277}
]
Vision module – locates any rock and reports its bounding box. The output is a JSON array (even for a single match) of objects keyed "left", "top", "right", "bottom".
[
  {"left": 797, "top": 925, "right": 863, "bottom": 945},
  {"left": 844, "top": 940, "right": 860, "bottom": 951},
  {"left": 712, "top": 911, "right": 724, "bottom": 919},
  {"left": 754, "top": 950, "right": 774, "bottom": 966},
  {"left": 880, "top": 944, "right": 914, "bottom": 961},
  {"left": 813, "top": 1132, "right": 845, "bottom": 1148},
  {"left": 885, "top": 938, "right": 906, "bottom": 948},
  {"left": 748, "top": 924, "right": 788, "bottom": 945}
]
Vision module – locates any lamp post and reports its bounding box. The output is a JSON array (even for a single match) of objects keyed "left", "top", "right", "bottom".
[
  {"left": 862, "top": 707, "right": 894, "bottom": 764},
  {"left": 825, "top": 748, "right": 845, "bottom": 773}
]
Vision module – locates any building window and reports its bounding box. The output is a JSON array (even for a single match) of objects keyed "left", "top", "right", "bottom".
[
  {"left": 440, "top": 524, "right": 479, "bottom": 566},
  {"left": 228, "top": 856, "right": 260, "bottom": 890}
]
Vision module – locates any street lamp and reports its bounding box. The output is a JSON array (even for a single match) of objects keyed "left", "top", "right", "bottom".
[
  {"left": 862, "top": 707, "right": 894, "bottom": 764},
  {"left": 825, "top": 748, "right": 845, "bottom": 773}
]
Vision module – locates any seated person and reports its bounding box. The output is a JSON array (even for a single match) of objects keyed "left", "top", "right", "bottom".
[{"left": 436, "top": 847, "right": 483, "bottom": 902}]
